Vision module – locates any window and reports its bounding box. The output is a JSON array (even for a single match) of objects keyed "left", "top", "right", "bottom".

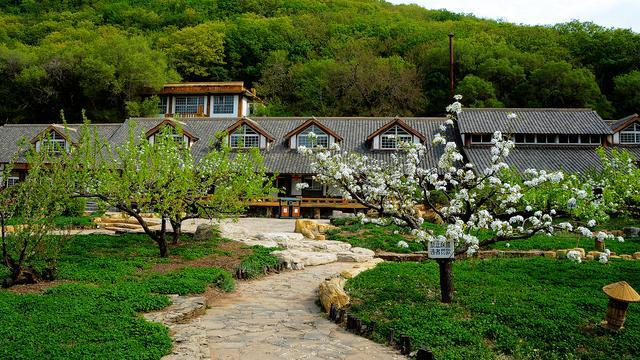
[
  {"left": 470, "top": 134, "right": 493, "bottom": 144},
  {"left": 158, "top": 97, "right": 168, "bottom": 114},
  {"left": 39, "top": 131, "right": 68, "bottom": 154},
  {"left": 303, "top": 177, "right": 322, "bottom": 191},
  {"left": 175, "top": 96, "right": 206, "bottom": 114},
  {"left": 298, "top": 125, "right": 329, "bottom": 148},
  {"left": 5, "top": 177, "right": 19, "bottom": 187},
  {"left": 213, "top": 95, "right": 234, "bottom": 114},
  {"left": 150, "top": 126, "right": 189, "bottom": 148},
  {"left": 380, "top": 125, "right": 413, "bottom": 149},
  {"left": 620, "top": 123, "right": 640, "bottom": 144},
  {"left": 230, "top": 125, "right": 260, "bottom": 148},
  {"left": 512, "top": 134, "right": 600, "bottom": 144}
]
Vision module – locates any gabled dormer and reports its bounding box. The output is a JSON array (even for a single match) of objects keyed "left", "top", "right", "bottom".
[
  {"left": 31, "top": 124, "right": 75, "bottom": 154},
  {"left": 225, "top": 117, "right": 274, "bottom": 149},
  {"left": 611, "top": 114, "right": 640, "bottom": 145},
  {"left": 285, "top": 118, "right": 343, "bottom": 149},
  {"left": 145, "top": 119, "right": 199, "bottom": 148},
  {"left": 367, "top": 118, "right": 425, "bottom": 150}
]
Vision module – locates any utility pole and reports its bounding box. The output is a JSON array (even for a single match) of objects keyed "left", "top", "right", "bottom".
[{"left": 448, "top": 32, "right": 455, "bottom": 100}]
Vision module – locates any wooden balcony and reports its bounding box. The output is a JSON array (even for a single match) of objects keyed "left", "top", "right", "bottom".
[{"left": 245, "top": 197, "right": 367, "bottom": 209}]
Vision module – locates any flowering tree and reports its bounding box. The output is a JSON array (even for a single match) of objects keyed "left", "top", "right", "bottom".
[
  {"left": 300, "top": 96, "right": 614, "bottom": 303},
  {"left": 71, "top": 121, "right": 274, "bottom": 257}
]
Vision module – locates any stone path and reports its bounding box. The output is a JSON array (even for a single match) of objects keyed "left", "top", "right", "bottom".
[{"left": 199, "top": 262, "right": 403, "bottom": 360}]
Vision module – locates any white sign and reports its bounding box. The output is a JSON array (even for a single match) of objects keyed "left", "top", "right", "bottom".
[{"left": 428, "top": 239, "right": 455, "bottom": 259}]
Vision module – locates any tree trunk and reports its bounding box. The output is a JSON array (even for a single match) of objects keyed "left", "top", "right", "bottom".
[
  {"left": 437, "top": 259, "right": 454, "bottom": 303},
  {"left": 170, "top": 219, "right": 181, "bottom": 245},
  {"left": 158, "top": 218, "right": 168, "bottom": 258}
]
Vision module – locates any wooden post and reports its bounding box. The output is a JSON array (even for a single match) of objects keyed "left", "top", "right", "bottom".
[
  {"left": 437, "top": 258, "right": 454, "bottom": 303},
  {"left": 387, "top": 328, "right": 395, "bottom": 345},
  {"left": 399, "top": 335, "right": 411, "bottom": 354}
]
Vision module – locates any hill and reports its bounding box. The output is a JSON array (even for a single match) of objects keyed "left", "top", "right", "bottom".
[{"left": 0, "top": 0, "right": 639, "bottom": 123}]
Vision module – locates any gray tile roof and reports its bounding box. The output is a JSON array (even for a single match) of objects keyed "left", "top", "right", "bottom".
[
  {"left": 458, "top": 108, "right": 612, "bottom": 135},
  {"left": 0, "top": 123, "right": 120, "bottom": 163},
  {"left": 465, "top": 146, "right": 605, "bottom": 174},
  {"left": 609, "top": 114, "right": 639, "bottom": 132},
  {"left": 110, "top": 117, "right": 449, "bottom": 174}
]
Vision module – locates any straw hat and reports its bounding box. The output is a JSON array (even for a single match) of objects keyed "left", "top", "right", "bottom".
[{"left": 603, "top": 281, "right": 640, "bottom": 302}]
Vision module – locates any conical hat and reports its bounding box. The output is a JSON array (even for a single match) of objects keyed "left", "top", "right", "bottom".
[{"left": 603, "top": 281, "right": 640, "bottom": 302}]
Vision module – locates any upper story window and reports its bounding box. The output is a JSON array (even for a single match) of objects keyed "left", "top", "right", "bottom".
[
  {"left": 175, "top": 96, "right": 206, "bottom": 114},
  {"left": 298, "top": 125, "right": 329, "bottom": 148},
  {"left": 158, "top": 97, "right": 168, "bottom": 114},
  {"left": 381, "top": 125, "right": 412, "bottom": 149},
  {"left": 230, "top": 125, "right": 259, "bottom": 148},
  {"left": 213, "top": 95, "right": 234, "bottom": 114},
  {"left": 470, "top": 134, "right": 493, "bottom": 144},
  {"left": 507, "top": 134, "right": 601, "bottom": 145},
  {"left": 620, "top": 123, "right": 640, "bottom": 144},
  {"left": 39, "top": 131, "right": 69, "bottom": 154}
]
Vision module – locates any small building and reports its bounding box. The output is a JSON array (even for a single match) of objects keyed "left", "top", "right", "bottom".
[{"left": 154, "top": 82, "right": 259, "bottom": 118}]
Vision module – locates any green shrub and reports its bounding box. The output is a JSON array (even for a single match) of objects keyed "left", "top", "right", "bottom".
[
  {"left": 235, "top": 245, "right": 280, "bottom": 279},
  {"left": 346, "top": 258, "right": 640, "bottom": 359},
  {"left": 142, "top": 267, "right": 234, "bottom": 295},
  {"left": 62, "top": 198, "right": 86, "bottom": 217},
  {"left": 0, "top": 284, "right": 172, "bottom": 360}
]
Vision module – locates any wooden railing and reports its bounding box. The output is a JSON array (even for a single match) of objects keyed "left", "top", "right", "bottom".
[{"left": 245, "top": 197, "right": 367, "bottom": 209}]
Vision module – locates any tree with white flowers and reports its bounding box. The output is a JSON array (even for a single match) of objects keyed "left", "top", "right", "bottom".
[{"left": 300, "top": 96, "right": 617, "bottom": 303}]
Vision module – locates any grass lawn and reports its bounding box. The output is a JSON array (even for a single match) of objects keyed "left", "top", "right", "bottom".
[
  {"left": 325, "top": 222, "right": 428, "bottom": 253},
  {"left": 346, "top": 258, "right": 640, "bottom": 359},
  {"left": 6, "top": 215, "right": 99, "bottom": 229},
  {"left": 0, "top": 233, "right": 277, "bottom": 360}
]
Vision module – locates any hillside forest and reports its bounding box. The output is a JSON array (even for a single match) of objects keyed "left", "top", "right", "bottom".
[{"left": 1, "top": 0, "right": 639, "bottom": 124}]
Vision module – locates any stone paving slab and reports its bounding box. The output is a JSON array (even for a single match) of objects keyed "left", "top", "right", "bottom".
[{"left": 201, "top": 262, "right": 404, "bottom": 360}]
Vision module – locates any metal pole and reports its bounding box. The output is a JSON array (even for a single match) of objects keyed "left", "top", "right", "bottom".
[{"left": 449, "top": 32, "right": 455, "bottom": 100}]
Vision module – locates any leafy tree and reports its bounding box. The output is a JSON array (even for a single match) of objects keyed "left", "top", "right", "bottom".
[
  {"left": 71, "top": 121, "right": 274, "bottom": 257},
  {"left": 1, "top": 136, "right": 72, "bottom": 287},
  {"left": 126, "top": 96, "right": 162, "bottom": 117},
  {"left": 159, "top": 22, "right": 227, "bottom": 80},
  {"left": 613, "top": 70, "right": 640, "bottom": 117},
  {"left": 456, "top": 75, "right": 503, "bottom": 108}
]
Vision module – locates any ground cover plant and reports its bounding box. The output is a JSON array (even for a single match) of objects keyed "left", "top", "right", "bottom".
[
  {"left": 0, "top": 232, "right": 278, "bottom": 359},
  {"left": 346, "top": 258, "right": 640, "bottom": 359}
]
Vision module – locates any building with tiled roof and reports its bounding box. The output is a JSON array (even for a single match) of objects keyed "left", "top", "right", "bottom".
[{"left": 1, "top": 82, "right": 640, "bottom": 214}]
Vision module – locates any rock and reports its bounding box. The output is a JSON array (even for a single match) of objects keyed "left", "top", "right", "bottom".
[
  {"left": 621, "top": 255, "right": 633, "bottom": 260},
  {"left": 586, "top": 255, "right": 595, "bottom": 260},
  {"left": 315, "top": 234, "right": 326, "bottom": 241},
  {"left": 623, "top": 227, "right": 640, "bottom": 238},
  {"left": 609, "top": 255, "right": 622, "bottom": 259},
  {"left": 588, "top": 251, "right": 604, "bottom": 258},
  {"left": 193, "top": 224, "right": 217, "bottom": 241},
  {"left": 318, "top": 277, "right": 349, "bottom": 312},
  {"left": 336, "top": 252, "right": 372, "bottom": 263},
  {"left": 633, "top": 252, "right": 640, "bottom": 259},
  {"left": 295, "top": 219, "right": 320, "bottom": 239},
  {"left": 556, "top": 249, "right": 568, "bottom": 259},
  {"left": 255, "top": 232, "right": 305, "bottom": 242},
  {"left": 543, "top": 251, "right": 556, "bottom": 258},
  {"left": 271, "top": 250, "right": 338, "bottom": 270},
  {"left": 317, "top": 224, "right": 338, "bottom": 233},
  {"left": 571, "top": 248, "right": 586, "bottom": 258}
]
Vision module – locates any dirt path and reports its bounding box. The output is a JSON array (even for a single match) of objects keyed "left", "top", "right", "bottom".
[{"left": 199, "top": 262, "right": 403, "bottom": 360}]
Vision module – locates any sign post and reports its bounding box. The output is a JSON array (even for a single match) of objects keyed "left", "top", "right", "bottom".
[{"left": 428, "top": 239, "right": 455, "bottom": 259}]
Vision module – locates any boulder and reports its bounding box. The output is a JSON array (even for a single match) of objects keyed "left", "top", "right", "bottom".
[
  {"left": 570, "top": 248, "right": 586, "bottom": 258},
  {"left": 193, "top": 224, "right": 218, "bottom": 241},
  {"left": 586, "top": 255, "right": 595, "bottom": 261},
  {"left": 588, "top": 251, "right": 604, "bottom": 258},
  {"left": 271, "top": 250, "right": 337, "bottom": 270},
  {"left": 556, "top": 249, "right": 568, "bottom": 259},
  {"left": 633, "top": 252, "right": 640, "bottom": 260},
  {"left": 315, "top": 234, "right": 326, "bottom": 241},
  {"left": 318, "top": 277, "right": 349, "bottom": 312},
  {"left": 543, "top": 251, "right": 556, "bottom": 258},
  {"left": 295, "top": 219, "right": 320, "bottom": 239},
  {"left": 620, "top": 255, "right": 633, "bottom": 260},
  {"left": 255, "top": 232, "right": 305, "bottom": 243}
]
